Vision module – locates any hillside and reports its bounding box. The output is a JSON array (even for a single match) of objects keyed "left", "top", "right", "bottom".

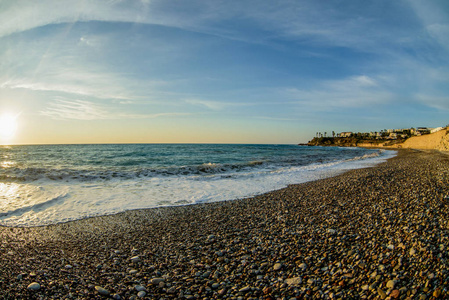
[
  {"left": 307, "top": 127, "right": 449, "bottom": 151},
  {"left": 307, "top": 136, "right": 405, "bottom": 148},
  {"left": 400, "top": 127, "right": 449, "bottom": 151}
]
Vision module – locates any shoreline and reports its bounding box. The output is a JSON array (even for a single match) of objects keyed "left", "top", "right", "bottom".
[
  {"left": 1, "top": 149, "right": 448, "bottom": 299},
  {"left": 0, "top": 146, "right": 394, "bottom": 228}
]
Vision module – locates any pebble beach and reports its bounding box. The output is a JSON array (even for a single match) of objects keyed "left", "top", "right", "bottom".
[{"left": 1, "top": 149, "right": 448, "bottom": 299}]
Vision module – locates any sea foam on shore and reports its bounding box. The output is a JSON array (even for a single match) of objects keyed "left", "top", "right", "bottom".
[{"left": 0, "top": 144, "right": 395, "bottom": 226}]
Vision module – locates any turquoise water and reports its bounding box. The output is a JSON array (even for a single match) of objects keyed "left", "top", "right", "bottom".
[{"left": 0, "top": 144, "right": 395, "bottom": 226}]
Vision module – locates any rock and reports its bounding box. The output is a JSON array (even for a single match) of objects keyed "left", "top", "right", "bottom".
[
  {"left": 112, "top": 294, "right": 122, "bottom": 300},
  {"left": 95, "top": 286, "right": 110, "bottom": 296},
  {"left": 433, "top": 288, "right": 442, "bottom": 298},
  {"left": 130, "top": 256, "right": 141, "bottom": 263},
  {"left": 390, "top": 289, "right": 400, "bottom": 298},
  {"left": 150, "top": 277, "right": 164, "bottom": 285},
  {"left": 239, "top": 286, "right": 251, "bottom": 293},
  {"left": 361, "top": 284, "right": 369, "bottom": 291},
  {"left": 409, "top": 248, "right": 416, "bottom": 256},
  {"left": 386, "top": 280, "right": 396, "bottom": 289},
  {"left": 135, "top": 285, "right": 146, "bottom": 292},
  {"left": 285, "top": 277, "right": 302, "bottom": 286},
  {"left": 378, "top": 288, "right": 387, "bottom": 299},
  {"left": 137, "top": 291, "right": 146, "bottom": 298},
  {"left": 27, "top": 282, "right": 41, "bottom": 291},
  {"left": 327, "top": 228, "right": 336, "bottom": 234},
  {"left": 211, "top": 283, "right": 220, "bottom": 289},
  {"left": 273, "top": 263, "right": 283, "bottom": 271},
  {"left": 298, "top": 263, "right": 307, "bottom": 271},
  {"left": 167, "top": 287, "right": 176, "bottom": 294}
]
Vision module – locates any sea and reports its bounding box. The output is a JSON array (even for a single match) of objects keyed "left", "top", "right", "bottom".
[{"left": 0, "top": 144, "right": 396, "bottom": 227}]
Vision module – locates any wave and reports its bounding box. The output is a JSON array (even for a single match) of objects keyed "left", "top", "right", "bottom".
[
  {"left": 0, "top": 148, "right": 391, "bottom": 184},
  {"left": 0, "top": 192, "right": 68, "bottom": 219},
  {"left": 0, "top": 160, "right": 271, "bottom": 183}
]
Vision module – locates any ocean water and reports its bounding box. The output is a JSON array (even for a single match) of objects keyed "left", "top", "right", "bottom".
[{"left": 0, "top": 144, "right": 396, "bottom": 226}]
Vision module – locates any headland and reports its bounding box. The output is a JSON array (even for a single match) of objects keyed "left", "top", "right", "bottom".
[{"left": 308, "top": 126, "right": 449, "bottom": 152}]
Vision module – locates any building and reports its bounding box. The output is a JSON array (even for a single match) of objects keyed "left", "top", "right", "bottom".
[{"left": 431, "top": 127, "right": 444, "bottom": 133}]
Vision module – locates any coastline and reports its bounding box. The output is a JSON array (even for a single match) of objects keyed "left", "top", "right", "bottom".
[
  {"left": 1, "top": 149, "right": 448, "bottom": 299},
  {"left": 308, "top": 127, "right": 449, "bottom": 152}
]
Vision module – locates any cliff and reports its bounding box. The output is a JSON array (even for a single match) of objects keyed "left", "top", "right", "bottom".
[
  {"left": 307, "top": 127, "right": 449, "bottom": 151},
  {"left": 307, "top": 137, "right": 405, "bottom": 148},
  {"left": 400, "top": 127, "right": 449, "bottom": 151}
]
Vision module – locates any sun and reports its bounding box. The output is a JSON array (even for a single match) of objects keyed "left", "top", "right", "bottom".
[{"left": 0, "top": 112, "right": 19, "bottom": 140}]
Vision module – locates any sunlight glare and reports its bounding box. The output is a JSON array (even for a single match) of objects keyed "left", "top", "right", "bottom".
[{"left": 0, "top": 113, "right": 18, "bottom": 140}]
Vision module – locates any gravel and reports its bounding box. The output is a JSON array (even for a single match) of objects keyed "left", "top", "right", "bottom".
[{"left": 1, "top": 149, "right": 448, "bottom": 299}]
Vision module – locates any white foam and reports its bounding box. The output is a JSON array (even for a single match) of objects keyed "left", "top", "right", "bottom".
[{"left": 0, "top": 149, "right": 396, "bottom": 226}]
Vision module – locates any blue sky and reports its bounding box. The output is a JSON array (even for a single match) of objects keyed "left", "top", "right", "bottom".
[{"left": 0, "top": 0, "right": 448, "bottom": 144}]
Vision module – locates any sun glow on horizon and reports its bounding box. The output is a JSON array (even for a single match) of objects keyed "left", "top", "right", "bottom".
[{"left": 0, "top": 112, "right": 19, "bottom": 143}]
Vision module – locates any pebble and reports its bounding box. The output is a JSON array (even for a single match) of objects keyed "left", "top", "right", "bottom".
[
  {"left": 390, "top": 289, "right": 400, "bottom": 298},
  {"left": 378, "top": 288, "right": 387, "bottom": 299},
  {"left": 150, "top": 277, "right": 164, "bottom": 285},
  {"left": 285, "top": 277, "right": 302, "bottom": 286},
  {"left": 95, "top": 286, "right": 110, "bottom": 296},
  {"left": 273, "top": 263, "right": 283, "bottom": 271},
  {"left": 135, "top": 285, "right": 146, "bottom": 292},
  {"left": 211, "top": 283, "right": 220, "bottom": 289},
  {"left": 130, "top": 256, "right": 141, "bottom": 263},
  {"left": 386, "top": 280, "right": 396, "bottom": 289},
  {"left": 1, "top": 150, "right": 449, "bottom": 299},
  {"left": 137, "top": 291, "right": 146, "bottom": 298},
  {"left": 27, "top": 282, "right": 41, "bottom": 291}
]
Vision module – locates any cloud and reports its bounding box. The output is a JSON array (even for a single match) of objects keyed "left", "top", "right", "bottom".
[
  {"left": 185, "top": 99, "right": 228, "bottom": 110},
  {"left": 0, "top": 0, "right": 417, "bottom": 51},
  {"left": 408, "top": 0, "right": 449, "bottom": 52},
  {"left": 40, "top": 99, "right": 109, "bottom": 120},
  {"left": 285, "top": 75, "right": 391, "bottom": 110},
  {"left": 415, "top": 95, "right": 449, "bottom": 111},
  {"left": 1, "top": 76, "right": 132, "bottom": 100},
  {"left": 40, "top": 99, "right": 193, "bottom": 121},
  {"left": 185, "top": 98, "right": 257, "bottom": 111}
]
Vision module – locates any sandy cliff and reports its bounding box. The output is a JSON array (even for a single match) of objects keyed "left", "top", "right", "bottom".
[
  {"left": 400, "top": 127, "right": 449, "bottom": 151},
  {"left": 307, "top": 127, "right": 449, "bottom": 151}
]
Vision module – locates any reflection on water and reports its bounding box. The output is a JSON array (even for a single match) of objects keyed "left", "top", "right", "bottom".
[
  {"left": 1, "top": 161, "right": 15, "bottom": 168},
  {"left": 0, "top": 182, "right": 20, "bottom": 210}
]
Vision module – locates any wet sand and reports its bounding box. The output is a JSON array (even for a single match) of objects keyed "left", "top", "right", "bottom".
[{"left": 1, "top": 149, "right": 448, "bottom": 299}]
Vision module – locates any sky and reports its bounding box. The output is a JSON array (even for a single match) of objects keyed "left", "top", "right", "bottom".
[{"left": 0, "top": 0, "right": 448, "bottom": 145}]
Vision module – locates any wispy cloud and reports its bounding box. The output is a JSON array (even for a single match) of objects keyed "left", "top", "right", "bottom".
[
  {"left": 184, "top": 98, "right": 253, "bottom": 110},
  {"left": 40, "top": 99, "right": 109, "bottom": 120},
  {"left": 415, "top": 95, "right": 449, "bottom": 111},
  {"left": 285, "top": 75, "right": 391, "bottom": 110},
  {"left": 40, "top": 99, "right": 193, "bottom": 121},
  {"left": 1, "top": 67, "right": 135, "bottom": 100}
]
